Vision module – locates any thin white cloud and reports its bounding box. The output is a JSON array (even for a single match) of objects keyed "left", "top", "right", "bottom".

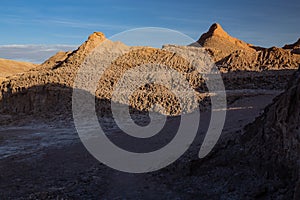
[
  {"left": 0, "top": 15, "right": 132, "bottom": 31},
  {"left": 0, "top": 44, "right": 77, "bottom": 63},
  {"left": 46, "top": 19, "right": 132, "bottom": 30}
]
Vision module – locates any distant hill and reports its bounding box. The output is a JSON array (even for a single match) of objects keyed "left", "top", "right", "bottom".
[{"left": 0, "top": 58, "right": 36, "bottom": 83}]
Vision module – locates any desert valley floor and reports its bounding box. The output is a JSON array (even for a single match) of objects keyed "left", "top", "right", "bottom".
[{"left": 0, "top": 89, "right": 281, "bottom": 199}]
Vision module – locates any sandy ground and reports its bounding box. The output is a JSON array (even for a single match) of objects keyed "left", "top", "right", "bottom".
[{"left": 0, "top": 90, "right": 281, "bottom": 199}]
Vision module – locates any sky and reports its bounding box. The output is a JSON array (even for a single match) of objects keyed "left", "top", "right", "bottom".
[{"left": 0, "top": 0, "right": 299, "bottom": 63}]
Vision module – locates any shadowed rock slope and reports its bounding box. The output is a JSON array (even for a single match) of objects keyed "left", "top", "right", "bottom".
[
  {"left": 185, "top": 67, "right": 300, "bottom": 199},
  {"left": 283, "top": 38, "right": 300, "bottom": 54},
  {"left": 240, "top": 66, "right": 300, "bottom": 199}
]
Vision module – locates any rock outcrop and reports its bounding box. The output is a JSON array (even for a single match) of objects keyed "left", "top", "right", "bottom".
[
  {"left": 40, "top": 51, "right": 72, "bottom": 69},
  {"left": 0, "top": 24, "right": 300, "bottom": 120},
  {"left": 0, "top": 32, "right": 107, "bottom": 117},
  {"left": 197, "top": 23, "right": 255, "bottom": 62},
  {"left": 283, "top": 38, "right": 300, "bottom": 54},
  {"left": 0, "top": 34, "right": 208, "bottom": 118},
  {"left": 241, "top": 66, "right": 300, "bottom": 198},
  {"left": 217, "top": 47, "right": 300, "bottom": 72},
  {"left": 197, "top": 23, "right": 300, "bottom": 72}
]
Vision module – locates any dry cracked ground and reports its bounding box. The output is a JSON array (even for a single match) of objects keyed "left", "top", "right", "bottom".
[{"left": 0, "top": 23, "right": 300, "bottom": 199}]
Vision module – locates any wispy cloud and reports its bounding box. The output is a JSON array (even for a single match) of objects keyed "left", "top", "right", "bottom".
[
  {"left": 0, "top": 15, "right": 132, "bottom": 31},
  {"left": 0, "top": 44, "right": 76, "bottom": 63},
  {"left": 46, "top": 19, "right": 132, "bottom": 30}
]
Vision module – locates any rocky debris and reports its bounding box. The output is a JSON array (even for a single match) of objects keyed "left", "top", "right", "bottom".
[
  {"left": 256, "top": 47, "right": 300, "bottom": 69},
  {"left": 217, "top": 47, "right": 300, "bottom": 72},
  {"left": 95, "top": 45, "right": 207, "bottom": 115}
]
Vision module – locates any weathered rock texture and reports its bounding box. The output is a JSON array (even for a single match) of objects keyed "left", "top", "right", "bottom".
[
  {"left": 197, "top": 23, "right": 255, "bottom": 62},
  {"left": 40, "top": 51, "right": 72, "bottom": 70},
  {"left": 0, "top": 22, "right": 300, "bottom": 199},
  {"left": 96, "top": 46, "right": 206, "bottom": 115},
  {"left": 241, "top": 66, "right": 300, "bottom": 198},
  {"left": 0, "top": 24, "right": 300, "bottom": 119},
  {"left": 283, "top": 38, "right": 300, "bottom": 54},
  {"left": 197, "top": 23, "right": 300, "bottom": 72},
  {"left": 0, "top": 34, "right": 209, "bottom": 117},
  {"left": 0, "top": 32, "right": 106, "bottom": 116}
]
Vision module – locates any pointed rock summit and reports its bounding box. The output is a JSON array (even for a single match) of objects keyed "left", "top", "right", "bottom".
[
  {"left": 197, "top": 23, "right": 255, "bottom": 61},
  {"left": 76, "top": 32, "right": 106, "bottom": 55},
  {"left": 196, "top": 23, "right": 300, "bottom": 72},
  {"left": 198, "top": 23, "right": 231, "bottom": 42},
  {"left": 69, "top": 32, "right": 106, "bottom": 59},
  {"left": 50, "top": 32, "right": 106, "bottom": 70}
]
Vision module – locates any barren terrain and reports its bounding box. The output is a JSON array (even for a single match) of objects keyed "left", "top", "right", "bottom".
[{"left": 0, "top": 23, "right": 299, "bottom": 199}]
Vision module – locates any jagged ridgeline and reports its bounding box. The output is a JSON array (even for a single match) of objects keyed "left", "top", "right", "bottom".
[
  {"left": 0, "top": 32, "right": 106, "bottom": 116},
  {"left": 0, "top": 32, "right": 209, "bottom": 118},
  {"left": 0, "top": 23, "right": 300, "bottom": 119},
  {"left": 197, "top": 23, "right": 300, "bottom": 72}
]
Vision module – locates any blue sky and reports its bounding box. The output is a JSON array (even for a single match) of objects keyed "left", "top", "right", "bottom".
[{"left": 0, "top": 0, "right": 299, "bottom": 62}]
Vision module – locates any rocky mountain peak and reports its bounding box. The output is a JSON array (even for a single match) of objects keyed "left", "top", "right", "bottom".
[
  {"left": 197, "top": 23, "right": 255, "bottom": 61},
  {"left": 206, "top": 23, "right": 229, "bottom": 38},
  {"left": 78, "top": 32, "right": 106, "bottom": 53},
  {"left": 49, "top": 32, "right": 107, "bottom": 70}
]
